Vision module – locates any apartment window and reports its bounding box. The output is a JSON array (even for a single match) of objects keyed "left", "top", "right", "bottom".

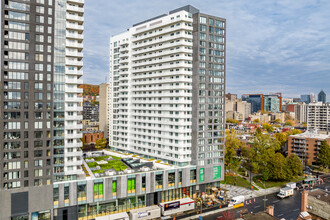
[
  {"left": 155, "top": 173, "right": 163, "bottom": 189},
  {"left": 77, "top": 182, "right": 87, "bottom": 203},
  {"left": 200, "top": 16, "right": 207, "bottom": 24},
  {"left": 36, "top": 6, "right": 45, "bottom": 13}
]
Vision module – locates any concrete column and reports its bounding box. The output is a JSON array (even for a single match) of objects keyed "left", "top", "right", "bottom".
[{"left": 301, "top": 190, "right": 308, "bottom": 212}]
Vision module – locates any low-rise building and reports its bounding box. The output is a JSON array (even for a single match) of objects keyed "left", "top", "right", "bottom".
[
  {"left": 83, "top": 131, "right": 105, "bottom": 144},
  {"left": 288, "top": 131, "right": 330, "bottom": 165}
]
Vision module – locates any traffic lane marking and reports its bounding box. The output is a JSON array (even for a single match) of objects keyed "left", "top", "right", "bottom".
[{"left": 254, "top": 205, "right": 260, "bottom": 209}]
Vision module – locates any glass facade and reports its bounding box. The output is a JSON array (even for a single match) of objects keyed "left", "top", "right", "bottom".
[{"left": 53, "top": 0, "right": 66, "bottom": 181}]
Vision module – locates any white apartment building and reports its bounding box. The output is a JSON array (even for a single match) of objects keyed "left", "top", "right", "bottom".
[
  {"left": 109, "top": 5, "right": 225, "bottom": 182},
  {"left": 307, "top": 102, "right": 330, "bottom": 132},
  {"left": 63, "top": 0, "right": 84, "bottom": 178}
]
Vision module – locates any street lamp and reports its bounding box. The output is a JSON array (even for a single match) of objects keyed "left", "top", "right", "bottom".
[{"left": 258, "top": 179, "right": 267, "bottom": 211}]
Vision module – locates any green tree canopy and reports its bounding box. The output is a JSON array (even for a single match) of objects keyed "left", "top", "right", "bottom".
[
  {"left": 262, "top": 123, "right": 274, "bottom": 133},
  {"left": 95, "top": 138, "right": 107, "bottom": 150},
  {"left": 226, "top": 118, "right": 240, "bottom": 124},
  {"left": 286, "top": 154, "right": 303, "bottom": 179},
  {"left": 253, "top": 119, "right": 260, "bottom": 124},
  {"left": 225, "top": 130, "right": 244, "bottom": 172},
  {"left": 317, "top": 140, "right": 330, "bottom": 169},
  {"left": 267, "top": 153, "right": 287, "bottom": 181}
]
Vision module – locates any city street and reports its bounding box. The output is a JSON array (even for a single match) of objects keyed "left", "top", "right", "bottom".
[{"left": 184, "top": 175, "right": 330, "bottom": 220}]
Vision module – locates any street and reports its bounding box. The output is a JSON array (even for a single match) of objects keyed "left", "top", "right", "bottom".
[{"left": 199, "top": 175, "right": 330, "bottom": 220}]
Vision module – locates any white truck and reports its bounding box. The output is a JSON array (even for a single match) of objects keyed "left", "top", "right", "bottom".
[
  {"left": 286, "top": 182, "right": 296, "bottom": 189},
  {"left": 228, "top": 195, "right": 245, "bottom": 208},
  {"left": 277, "top": 187, "right": 294, "bottom": 199}
]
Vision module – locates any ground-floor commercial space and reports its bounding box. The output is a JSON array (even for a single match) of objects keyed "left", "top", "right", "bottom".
[{"left": 53, "top": 182, "right": 220, "bottom": 220}]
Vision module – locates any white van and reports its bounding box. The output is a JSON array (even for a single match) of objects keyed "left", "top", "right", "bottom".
[{"left": 228, "top": 195, "right": 245, "bottom": 208}]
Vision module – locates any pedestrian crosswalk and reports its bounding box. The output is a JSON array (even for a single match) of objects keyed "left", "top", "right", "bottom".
[{"left": 220, "top": 184, "right": 254, "bottom": 198}]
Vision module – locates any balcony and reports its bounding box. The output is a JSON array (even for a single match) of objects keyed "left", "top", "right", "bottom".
[
  {"left": 66, "top": 41, "right": 83, "bottom": 48},
  {"left": 68, "top": 0, "right": 84, "bottom": 5},
  {"left": 66, "top": 14, "right": 84, "bottom": 22},
  {"left": 66, "top": 5, "right": 84, "bottom": 13},
  {"left": 66, "top": 33, "right": 84, "bottom": 40},
  {"left": 66, "top": 22, "right": 84, "bottom": 31},
  {"left": 66, "top": 78, "right": 83, "bottom": 85},
  {"left": 66, "top": 59, "right": 83, "bottom": 66},
  {"left": 65, "top": 96, "right": 83, "bottom": 102},
  {"left": 66, "top": 69, "right": 83, "bottom": 76}
]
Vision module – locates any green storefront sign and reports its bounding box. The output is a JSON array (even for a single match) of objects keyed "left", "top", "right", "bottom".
[
  {"left": 199, "top": 168, "right": 205, "bottom": 182},
  {"left": 213, "top": 166, "right": 221, "bottom": 180}
]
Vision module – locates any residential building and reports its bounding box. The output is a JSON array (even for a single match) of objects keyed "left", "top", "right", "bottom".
[
  {"left": 242, "top": 94, "right": 263, "bottom": 113},
  {"left": 307, "top": 102, "right": 330, "bottom": 132},
  {"left": 288, "top": 131, "right": 330, "bottom": 165},
  {"left": 83, "top": 101, "right": 99, "bottom": 122},
  {"left": 82, "top": 119, "right": 99, "bottom": 131},
  {"left": 99, "top": 83, "right": 110, "bottom": 139},
  {"left": 109, "top": 5, "right": 225, "bottom": 183},
  {"left": 295, "top": 103, "right": 308, "bottom": 123},
  {"left": 0, "top": 0, "right": 84, "bottom": 218},
  {"left": 318, "top": 90, "right": 326, "bottom": 103}
]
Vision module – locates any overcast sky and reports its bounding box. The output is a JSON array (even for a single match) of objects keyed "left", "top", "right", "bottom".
[{"left": 83, "top": 0, "right": 330, "bottom": 100}]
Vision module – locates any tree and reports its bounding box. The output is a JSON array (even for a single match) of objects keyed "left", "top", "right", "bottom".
[
  {"left": 302, "top": 122, "right": 307, "bottom": 128},
  {"left": 274, "top": 118, "right": 281, "bottom": 124},
  {"left": 286, "top": 154, "right": 303, "bottom": 179},
  {"left": 274, "top": 132, "right": 288, "bottom": 148},
  {"left": 262, "top": 123, "right": 274, "bottom": 133},
  {"left": 284, "top": 120, "right": 294, "bottom": 127},
  {"left": 226, "top": 118, "right": 240, "bottom": 124},
  {"left": 317, "top": 140, "right": 330, "bottom": 169},
  {"left": 95, "top": 138, "right": 107, "bottom": 150},
  {"left": 225, "top": 130, "right": 244, "bottom": 172},
  {"left": 267, "top": 153, "right": 287, "bottom": 180},
  {"left": 253, "top": 119, "right": 260, "bottom": 124}
]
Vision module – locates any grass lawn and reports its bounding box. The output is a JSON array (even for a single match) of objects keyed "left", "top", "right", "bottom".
[
  {"left": 221, "top": 175, "right": 258, "bottom": 190},
  {"left": 86, "top": 156, "right": 127, "bottom": 172},
  {"left": 253, "top": 175, "right": 306, "bottom": 189},
  {"left": 100, "top": 160, "right": 127, "bottom": 171}
]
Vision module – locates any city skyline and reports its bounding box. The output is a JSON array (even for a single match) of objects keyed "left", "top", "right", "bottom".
[{"left": 83, "top": 0, "right": 330, "bottom": 100}]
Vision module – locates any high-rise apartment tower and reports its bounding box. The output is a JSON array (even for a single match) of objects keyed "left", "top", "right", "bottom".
[
  {"left": 109, "top": 5, "right": 225, "bottom": 183},
  {"left": 0, "top": 0, "right": 84, "bottom": 218}
]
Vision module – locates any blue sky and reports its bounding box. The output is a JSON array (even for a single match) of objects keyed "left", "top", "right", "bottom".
[{"left": 83, "top": 0, "right": 330, "bottom": 100}]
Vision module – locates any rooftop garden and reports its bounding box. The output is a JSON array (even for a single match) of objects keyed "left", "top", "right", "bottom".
[{"left": 86, "top": 155, "right": 127, "bottom": 174}]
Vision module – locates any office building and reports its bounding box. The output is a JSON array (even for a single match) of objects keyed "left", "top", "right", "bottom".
[
  {"left": 301, "top": 94, "right": 311, "bottom": 104},
  {"left": 242, "top": 94, "right": 263, "bottom": 113},
  {"left": 288, "top": 131, "right": 330, "bottom": 165},
  {"left": 99, "top": 83, "right": 110, "bottom": 138},
  {"left": 0, "top": 0, "right": 84, "bottom": 218},
  {"left": 318, "top": 90, "right": 326, "bottom": 103},
  {"left": 109, "top": 5, "right": 225, "bottom": 181},
  {"left": 307, "top": 102, "right": 330, "bottom": 132},
  {"left": 263, "top": 94, "right": 282, "bottom": 113}
]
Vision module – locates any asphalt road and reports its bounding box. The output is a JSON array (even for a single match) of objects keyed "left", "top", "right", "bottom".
[{"left": 202, "top": 177, "right": 330, "bottom": 220}]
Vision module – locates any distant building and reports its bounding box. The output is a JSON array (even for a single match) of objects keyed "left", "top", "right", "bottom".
[
  {"left": 288, "top": 131, "right": 330, "bottom": 165},
  {"left": 242, "top": 94, "right": 264, "bottom": 113},
  {"left": 307, "top": 102, "right": 330, "bottom": 132},
  {"left": 293, "top": 98, "right": 301, "bottom": 102},
  {"left": 99, "top": 83, "right": 110, "bottom": 138},
  {"left": 82, "top": 120, "right": 100, "bottom": 131},
  {"left": 295, "top": 103, "right": 308, "bottom": 123},
  {"left": 263, "top": 94, "right": 282, "bottom": 113},
  {"left": 318, "top": 90, "right": 326, "bottom": 103},
  {"left": 83, "top": 131, "right": 105, "bottom": 145},
  {"left": 301, "top": 94, "right": 311, "bottom": 104},
  {"left": 225, "top": 93, "right": 237, "bottom": 100},
  {"left": 225, "top": 95, "right": 251, "bottom": 121},
  {"left": 83, "top": 102, "right": 99, "bottom": 122}
]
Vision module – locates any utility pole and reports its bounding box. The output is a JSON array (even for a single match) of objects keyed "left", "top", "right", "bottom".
[{"left": 258, "top": 180, "right": 267, "bottom": 211}]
